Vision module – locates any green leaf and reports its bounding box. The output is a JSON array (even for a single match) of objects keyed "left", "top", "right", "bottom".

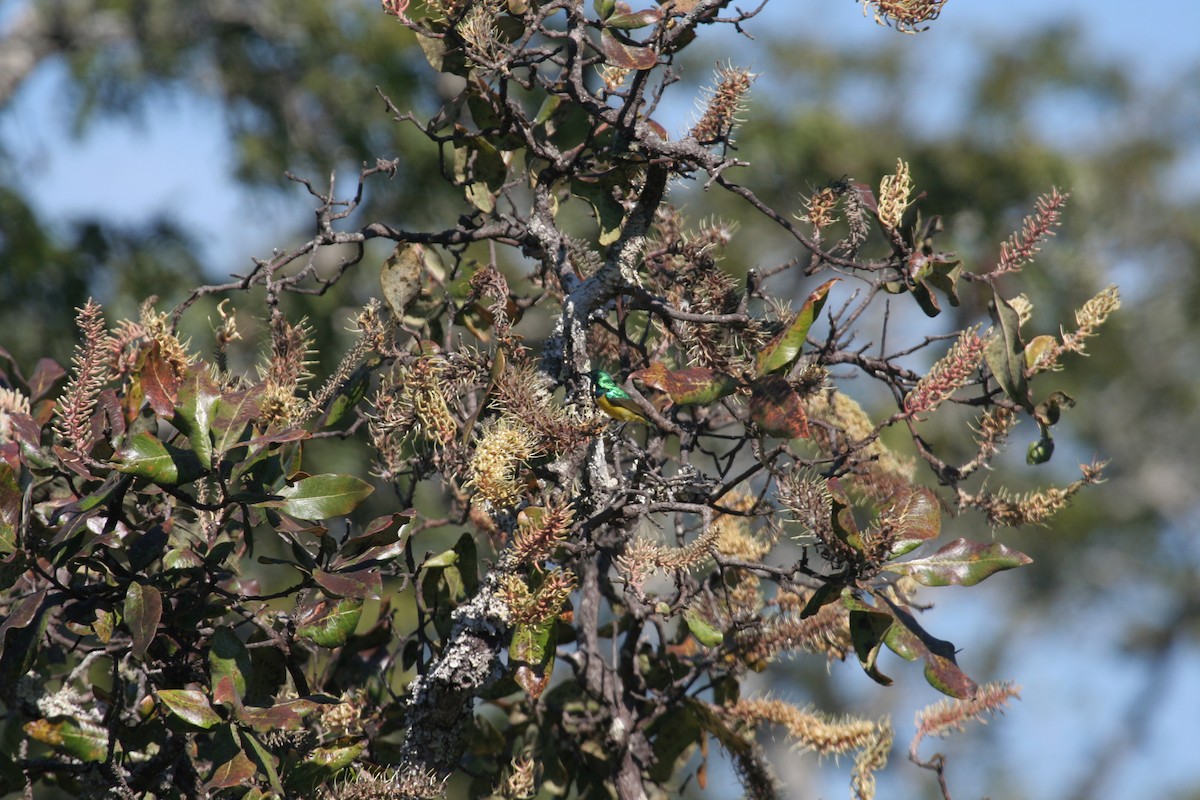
[
  {"left": 571, "top": 173, "right": 627, "bottom": 246},
  {"left": 157, "top": 689, "right": 222, "bottom": 729},
  {"left": 113, "top": 432, "right": 204, "bottom": 485},
  {"left": 647, "top": 704, "right": 702, "bottom": 784},
  {"left": 174, "top": 370, "right": 220, "bottom": 469},
  {"left": 848, "top": 608, "right": 894, "bottom": 686},
  {"left": 0, "top": 464, "right": 19, "bottom": 554},
  {"left": 256, "top": 473, "right": 375, "bottom": 521},
  {"left": 24, "top": 718, "right": 107, "bottom": 762},
  {"left": 984, "top": 289, "right": 1032, "bottom": 410},
  {"left": 58, "top": 718, "right": 109, "bottom": 762},
  {"left": 124, "top": 582, "right": 162, "bottom": 660},
  {"left": 683, "top": 609, "right": 724, "bottom": 647},
  {"left": 423, "top": 548, "right": 459, "bottom": 570},
  {"left": 798, "top": 581, "right": 844, "bottom": 619},
  {"left": 510, "top": 618, "right": 555, "bottom": 666},
  {"left": 415, "top": 19, "right": 469, "bottom": 76},
  {"left": 593, "top": 0, "right": 616, "bottom": 19},
  {"left": 887, "top": 538, "right": 1032, "bottom": 587},
  {"left": 304, "top": 740, "right": 364, "bottom": 770},
  {"left": 381, "top": 243, "right": 427, "bottom": 318},
  {"left": 210, "top": 627, "right": 252, "bottom": 703},
  {"left": 757, "top": 278, "right": 838, "bottom": 375},
  {"left": 241, "top": 730, "right": 284, "bottom": 795},
  {"left": 295, "top": 595, "right": 363, "bottom": 648},
  {"left": 453, "top": 133, "right": 507, "bottom": 213}
]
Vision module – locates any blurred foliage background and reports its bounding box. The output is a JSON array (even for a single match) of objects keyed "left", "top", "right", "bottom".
[{"left": 1, "top": 1, "right": 1197, "bottom": 797}]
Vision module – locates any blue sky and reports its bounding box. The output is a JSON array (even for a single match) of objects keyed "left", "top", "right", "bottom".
[{"left": 3, "top": 1, "right": 1198, "bottom": 797}]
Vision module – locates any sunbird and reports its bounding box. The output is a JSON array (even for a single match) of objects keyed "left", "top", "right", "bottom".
[{"left": 593, "top": 370, "right": 649, "bottom": 424}]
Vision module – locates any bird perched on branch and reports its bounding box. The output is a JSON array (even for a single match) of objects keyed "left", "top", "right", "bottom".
[{"left": 593, "top": 370, "right": 649, "bottom": 424}]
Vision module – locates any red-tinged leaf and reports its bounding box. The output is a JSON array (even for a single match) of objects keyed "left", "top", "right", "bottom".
[
  {"left": 211, "top": 384, "right": 264, "bottom": 457},
  {"left": 334, "top": 512, "right": 413, "bottom": 567},
  {"left": 0, "top": 587, "right": 48, "bottom": 647},
  {"left": 924, "top": 653, "right": 978, "bottom": 699},
  {"left": 598, "top": 28, "right": 657, "bottom": 69},
  {"left": 210, "top": 627, "right": 252, "bottom": 703},
  {"left": 26, "top": 357, "right": 66, "bottom": 402},
  {"left": 515, "top": 664, "right": 552, "bottom": 701},
  {"left": 238, "top": 698, "right": 324, "bottom": 733},
  {"left": 156, "top": 689, "right": 222, "bottom": 729},
  {"left": 237, "top": 426, "right": 311, "bottom": 451},
  {"left": 606, "top": 8, "right": 663, "bottom": 28},
  {"left": 207, "top": 747, "right": 257, "bottom": 789},
  {"left": 95, "top": 387, "right": 124, "bottom": 439},
  {"left": 312, "top": 568, "right": 382, "bottom": 600},
  {"left": 296, "top": 595, "right": 363, "bottom": 648},
  {"left": 888, "top": 538, "right": 1032, "bottom": 587},
  {"left": 632, "top": 363, "right": 738, "bottom": 406},
  {"left": 255, "top": 473, "right": 374, "bottom": 521},
  {"left": 113, "top": 432, "right": 204, "bottom": 485},
  {"left": 206, "top": 725, "right": 257, "bottom": 790},
  {"left": 757, "top": 278, "right": 838, "bottom": 376},
  {"left": 141, "top": 344, "right": 181, "bottom": 417},
  {"left": 124, "top": 582, "right": 162, "bottom": 660},
  {"left": 880, "top": 486, "right": 941, "bottom": 558},
  {"left": 748, "top": 375, "right": 809, "bottom": 438}
]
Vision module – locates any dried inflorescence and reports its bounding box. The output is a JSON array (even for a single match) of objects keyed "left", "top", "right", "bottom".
[
  {"left": 511, "top": 500, "right": 575, "bottom": 567},
  {"left": 259, "top": 316, "right": 315, "bottom": 426},
  {"left": 690, "top": 64, "right": 755, "bottom": 147},
  {"left": 968, "top": 460, "right": 1107, "bottom": 527},
  {"left": 860, "top": 0, "right": 949, "bottom": 34}
]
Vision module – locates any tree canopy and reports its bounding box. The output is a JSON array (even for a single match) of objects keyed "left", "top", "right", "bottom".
[{"left": 1, "top": 1, "right": 1195, "bottom": 798}]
